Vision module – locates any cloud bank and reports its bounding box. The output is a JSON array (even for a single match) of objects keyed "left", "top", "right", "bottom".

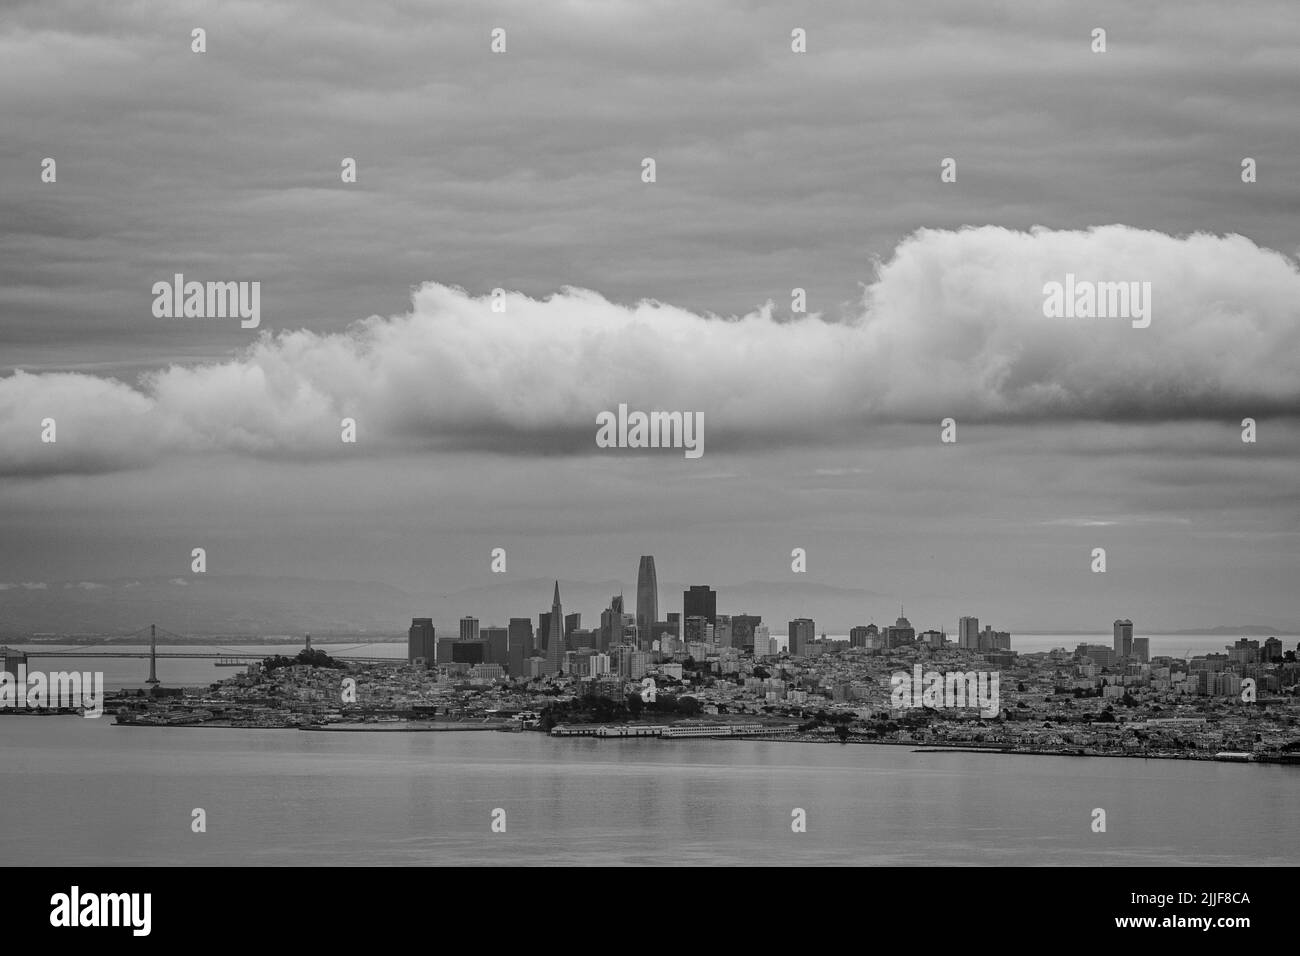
[{"left": 3, "top": 225, "right": 1298, "bottom": 476}]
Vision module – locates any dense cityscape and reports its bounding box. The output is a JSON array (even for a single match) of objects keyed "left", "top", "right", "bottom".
[{"left": 55, "top": 556, "right": 1298, "bottom": 763}]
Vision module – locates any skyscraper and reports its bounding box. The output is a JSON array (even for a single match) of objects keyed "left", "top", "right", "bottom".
[
  {"left": 636, "top": 556, "right": 658, "bottom": 647},
  {"left": 460, "top": 616, "right": 480, "bottom": 642},
  {"left": 407, "top": 617, "right": 436, "bottom": 665},
  {"left": 1113, "top": 619, "right": 1134, "bottom": 658},
  {"left": 959, "top": 616, "right": 979, "bottom": 650},
  {"left": 789, "top": 618, "right": 815, "bottom": 657},
  {"left": 507, "top": 617, "right": 534, "bottom": 675},
  {"left": 538, "top": 612, "right": 553, "bottom": 652},
  {"left": 600, "top": 594, "right": 625, "bottom": 651},
  {"left": 887, "top": 609, "right": 915, "bottom": 648},
  {"left": 714, "top": 614, "right": 732, "bottom": 648},
  {"left": 733, "top": 613, "right": 762, "bottom": 654},
  {"left": 482, "top": 626, "right": 508, "bottom": 666},
  {"left": 666, "top": 612, "right": 680, "bottom": 638},
  {"left": 683, "top": 585, "right": 717, "bottom": 627},
  {"left": 545, "top": 582, "right": 566, "bottom": 673},
  {"left": 1132, "top": 637, "right": 1150, "bottom": 664},
  {"left": 684, "top": 615, "right": 709, "bottom": 643}
]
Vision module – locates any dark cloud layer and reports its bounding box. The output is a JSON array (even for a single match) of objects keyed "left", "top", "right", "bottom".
[{"left": 3, "top": 0, "right": 1298, "bottom": 367}]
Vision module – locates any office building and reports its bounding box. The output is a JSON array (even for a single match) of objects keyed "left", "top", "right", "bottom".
[
  {"left": 629, "top": 651, "right": 651, "bottom": 681},
  {"left": 1113, "top": 619, "right": 1133, "bottom": 659},
  {"left": 1190, "top": 653, "right": 1229, "bottom": 673},
  {"left": 886, "top": 611, "right": 915, "bottom": 648},
  {"left": 732, "top": 614, "right": 761, "bottom": 654},
  {"left": 683, "top": 586, "right": 717, "bottom": 627},
  {"left": 451, "top": 641, "right": 487, "bottom": 665},
  {"left": 1077, "top": 643, "right": 1116, "bottom": 668},
  {"left": 959, "top": 616, "right": 979, "bottom": 650},
  {"left": 612, "top": 644, "right": 634, "bottom": 677},
  {"left": 976, "top": 626, "right": 1011, "bottom": 652},
  {"left": 600, "top": 594, "right": 626, "bottom": 651},
  {"left": 506, "top": 619, "right": 533, "bottom": 676},
  {"left": 407, "top": 618, "right": 436, "bottom": 665},
  {"left": 789, "top": 618, "right": 815, "bottom": 657},
  {"left": 714, "top": 615, "right": 732, "bottom": 649},
  {"left": 459, "top": 616, "right": 480, "bottom": 643},
  {"left": 651, "top": 621, "right": 677, "bottom": 648},
  {"left": 564, "top": 612, "right": 581, "bottom": 649},
  {"left": 1132, "top": 637, "right": 1150, "bottom": 664},
  {"left": 919, "top": 629, "right": 945, "bottom": 648},
  {"left": 684, "top": 615, "right": 709, "bottom": 643},
  {"left": 985, "top": 650, "right": 1015, "bottom": 670},
  {"left": 482, "top": 626, "right": 508, "bottom": 666},
  {"left": 1227, "top": 638, "right": 1260, "bottom": 666},
  {"left": 637, "top": 556, "right": 659, "bottom": 647}
]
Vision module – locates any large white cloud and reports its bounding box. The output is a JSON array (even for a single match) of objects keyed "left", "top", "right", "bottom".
[{"left": 2, "top": 224, "right": 1298, "bottom": 476}]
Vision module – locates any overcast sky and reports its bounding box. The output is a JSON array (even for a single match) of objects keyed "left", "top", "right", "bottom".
[{"left": 2, "top": 0, "right": 1298, "bottom": 632}]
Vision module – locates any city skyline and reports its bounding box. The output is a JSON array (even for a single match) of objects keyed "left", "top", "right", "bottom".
[
  {"left": 398, "top": 557, "right": 1186, "bottom": 660},
  {"left": 383, "top": 551, "right": 1300, "bottom": 686}
]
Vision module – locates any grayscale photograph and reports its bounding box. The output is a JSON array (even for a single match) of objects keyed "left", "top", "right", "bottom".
[{"left": 0, "top": 0, "right": 1296, "bottom": 924}]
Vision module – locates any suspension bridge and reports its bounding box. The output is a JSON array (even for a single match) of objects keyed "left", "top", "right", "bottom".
[{"left": 20, "top": 625, "right": 397, "bottom": 685}]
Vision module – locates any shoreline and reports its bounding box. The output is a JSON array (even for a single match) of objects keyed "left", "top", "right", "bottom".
[{"left": 101, "top": 717, "right": 1297, "bottom": 764}]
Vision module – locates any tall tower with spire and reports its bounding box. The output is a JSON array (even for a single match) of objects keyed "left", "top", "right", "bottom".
[{"left": 545, "top": 581, "right": 566, "bottom": 673}]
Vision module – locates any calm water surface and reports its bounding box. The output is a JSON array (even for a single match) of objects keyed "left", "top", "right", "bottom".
[{"left": 1, "top": 717, "right": 1295, "bottom": 866}]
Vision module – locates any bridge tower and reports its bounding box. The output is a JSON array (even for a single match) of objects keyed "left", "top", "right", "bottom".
[{"left": 146, "top": 624, "right": 160, "bottom": 684}]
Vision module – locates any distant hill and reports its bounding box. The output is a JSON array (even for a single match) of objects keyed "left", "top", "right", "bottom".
[
  {"left": 1151, "top": 625, "right": 1294, "bottom": 636},
  {"left": 1020, "top": 625, "right": 1294, "bottom": 637},
  {"left": 0, "top": 575, "right": 894, "bottom": 638},
  {"left": 4, "top": 575, "right": 1290, "bottom": 640},
  {"left": 0, "top": 576, "right": 413, "bottom": 639}
]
